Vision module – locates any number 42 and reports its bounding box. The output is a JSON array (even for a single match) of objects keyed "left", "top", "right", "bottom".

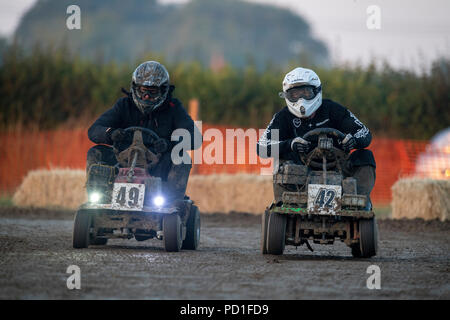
[{"left": 314, "top": 188, "right": 336, "bottom": 208}]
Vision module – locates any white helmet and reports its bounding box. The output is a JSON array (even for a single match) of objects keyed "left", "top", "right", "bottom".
[{"left": 279, "top": 67, "right": 322, "bottom": 118}]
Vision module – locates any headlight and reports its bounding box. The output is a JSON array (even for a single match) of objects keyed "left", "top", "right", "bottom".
[
  {"left": 153, "top": 196, "right": 165, "bottom": 207},
  {"left": 89, "top": 192, "right": 101, "bottom": 203}
]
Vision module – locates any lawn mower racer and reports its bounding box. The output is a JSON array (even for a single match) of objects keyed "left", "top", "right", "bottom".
[
  {"left": 257, "top": 67, "right": 378, "bottom": 257},
  {"left": 73, "top": 61, "right": 202, "bottom": 252}
]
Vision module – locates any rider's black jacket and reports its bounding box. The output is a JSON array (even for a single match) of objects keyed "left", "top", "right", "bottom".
[
  {"left": 257, "top": 99, "right": 376, "bottom": 167},
  {"left": 88, "top": 89, "right": 202, "bottom": 151}
]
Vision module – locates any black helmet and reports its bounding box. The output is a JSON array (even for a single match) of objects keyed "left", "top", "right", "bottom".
[{"left": 131, "top": 61, "right": 170, "bottom": 114}]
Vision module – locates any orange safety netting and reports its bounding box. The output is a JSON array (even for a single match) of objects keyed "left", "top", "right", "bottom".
[{"left": 0, "top": 127, "right": 429, "bottom": 204}]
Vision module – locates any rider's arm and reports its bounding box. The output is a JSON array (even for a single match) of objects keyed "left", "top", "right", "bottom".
[
  {"left": 171, "top": 100, "right": 203, "bottom": 151},
  {"left": 257, "top": 111, "right": 292, "bottom": 159},
  {"left": 87, "top": 98, "right": 125, "bottom": 145},
  {"left": 334, "top": 104, "right": 372, "bottom": 149}
]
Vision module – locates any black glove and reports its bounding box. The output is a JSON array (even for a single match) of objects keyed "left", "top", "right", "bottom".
[
  {"left": 341, "top": 133, "right": 356, "bottom": 152},
  {"left": 109, "top": 128, "right": 127, "bottom": 143},
  {"left": 153, "top": 138, "right": 169, "bottom": 153},
  {"left": 291, "top": 137, "right": 311, "bottom": 154}
]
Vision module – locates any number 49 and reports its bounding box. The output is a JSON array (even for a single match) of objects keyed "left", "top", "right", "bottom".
[{"left": 116, "top": 186, "right": 140, "bottom": 207}]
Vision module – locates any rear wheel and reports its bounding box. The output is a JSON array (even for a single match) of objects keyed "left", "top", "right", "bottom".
[
  {"left": 163, "top": 214, "right": 183, "bottom": 252},
  {"left": 182, "top": 206, "right": 201, "bottom": 250},
  {"left": 261, "top": 209, "right": 269, "bottom": 254},
  {"left": 359, "top": 217, "right": 378, "bottom": 258},
  {"left": 73, "top": 210, "right": 91, "bottom": 249},
  {"left": 266, "top": 212, "right": 286, "bottom": 255}
]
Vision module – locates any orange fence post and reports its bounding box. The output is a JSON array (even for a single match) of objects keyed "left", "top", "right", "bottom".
[
  {"left": 188, "top": 99, "right": 199, "bottom": 174},
  {"left": 189, "top": 99, "right": 199, "bottom": 122}
]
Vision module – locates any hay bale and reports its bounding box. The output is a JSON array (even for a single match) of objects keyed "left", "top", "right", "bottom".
[
  {"left": 13, "top": 169, "right": 86, "bottom": 209},
  {"left": 187, "top": 174, "right": 273, "bottom": 214},
  {"left": 13, "top": 169, "right": 274, "bottom": 214},
  {"left": 391, "top": 178, "right": 450, "bottom": 221}
]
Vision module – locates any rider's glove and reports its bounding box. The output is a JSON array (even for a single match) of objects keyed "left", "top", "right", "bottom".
[
  {"left": 110, "top": 128, "right": 127, "bottom": 143},
  {"left": 341, "top": 133, "right": 356, "bottom": 152},
  {"left": 291, "top": 137, "right": 311, "bottom": 155},
  {"left": 153, "top": 138, "right": 169, "bottom": 153}
]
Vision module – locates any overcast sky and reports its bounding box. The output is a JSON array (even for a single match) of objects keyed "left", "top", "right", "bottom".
[{"left": 1, "top": 0, "right": 449, "bottom": 72}]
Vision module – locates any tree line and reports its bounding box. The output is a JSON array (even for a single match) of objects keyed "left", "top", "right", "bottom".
[{"left": 0, "top": 45, "right": 448, "bottom": 139}]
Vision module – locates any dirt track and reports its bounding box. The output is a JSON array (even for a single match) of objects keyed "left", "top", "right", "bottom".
[{"left": 0, "top": 208, "right": 449, "bottom": 299}]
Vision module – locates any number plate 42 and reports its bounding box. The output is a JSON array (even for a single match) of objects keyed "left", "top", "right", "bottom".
[
  {"left": 307, "top": 184, "right": 342, "bottom": 215},
  {"left": 111, "top": 183, "right": 146, "bottom": 211}
]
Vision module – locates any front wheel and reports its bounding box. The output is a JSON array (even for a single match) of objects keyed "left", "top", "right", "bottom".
[
  {"left": 73, "top": 210, "right": 91, "bottom": 249},
  {"left": 163, "top": 214, "right": 183, "bottom": 252},
  {"left": 266, "top": 212, "right": 286, "bottom": 255},
  {"left": 358, "top": 217, "right": 378, "bottom": 258},
  {"left": 182, "top": 205, "right": 201, "bottom": 250}
]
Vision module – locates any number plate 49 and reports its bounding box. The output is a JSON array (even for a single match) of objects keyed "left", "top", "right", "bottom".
[
  {"left": 307, "top": 184, "right": 342, "bottom": 215},
  {"left": 111, "top": 183, "right": 146, "bottom": 211}
]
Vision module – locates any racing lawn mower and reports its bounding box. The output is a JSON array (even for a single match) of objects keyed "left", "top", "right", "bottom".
[
  {"left": 73, "top": 127, "right": 200, "bottom": 252},
  {"left": 261, "top": 128, "right": 378, "bottom": 258}
]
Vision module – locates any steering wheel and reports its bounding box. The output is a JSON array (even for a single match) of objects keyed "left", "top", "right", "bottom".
[
  {"left": 299, "top": 127, "right": 348, "bottom": 169},
  {"left": 124, "top": 126, "right": 160, "bottom": 147},
  {"left": 302, "top": 127, "right": 346, "bottom": 141},
  {"left": 113, "top": 126, "right": 162, "bottom": 170}
]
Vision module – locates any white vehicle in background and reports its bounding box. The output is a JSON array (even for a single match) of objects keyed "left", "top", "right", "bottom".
[{"left": 415, "top": 127, "right": 450, "bottom": 179}]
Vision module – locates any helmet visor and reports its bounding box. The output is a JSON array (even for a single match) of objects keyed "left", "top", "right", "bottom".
[
  {"left": 285, "top": 85, "right": 318, "bottom": 102},
  {"left": 136, "top": 85, "right": 165, "bottom": 101},
  {"left": 131, "top": 82, "right": 169, "bottom": 113}
]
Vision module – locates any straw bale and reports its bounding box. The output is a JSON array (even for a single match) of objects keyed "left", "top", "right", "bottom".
[
  {"left": 391, "top": 178, "right": 450, "bottom": 221},
  {"left": 13, "top": 169, "right": 86, "bottom": 209},
  {"left": 187, "top": 174, "right": 273, "bottom": 214},
  {"left": 13, "top": 170, "right": 274, "bottom": 213}
]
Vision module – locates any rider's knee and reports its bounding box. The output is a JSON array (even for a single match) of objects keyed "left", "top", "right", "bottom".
[
  {"left": 87, "top": 145, "right": 101, "bottom": 160},
  {"left": 86, "top": 145, "right": 116, "bottom": 170},
  {"left": 349, "top": 149, "right": 376, "bottom": 169},
  {"left": 87, "top": 145, "right": 112, "bottom": 158}
]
